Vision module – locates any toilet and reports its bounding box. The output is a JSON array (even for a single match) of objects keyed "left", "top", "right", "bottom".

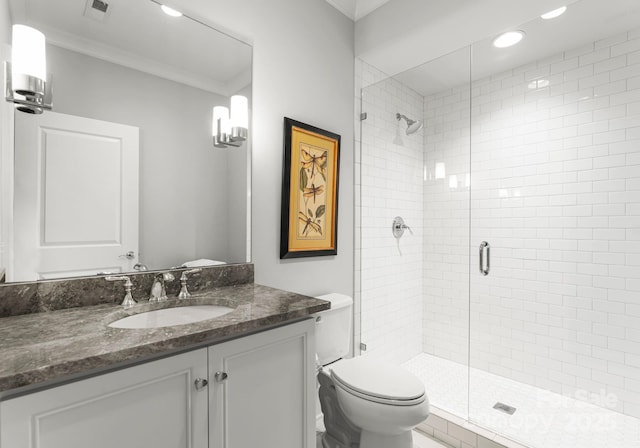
[{"left": 314, "top": 294, "right": 430, "bottom": 448}]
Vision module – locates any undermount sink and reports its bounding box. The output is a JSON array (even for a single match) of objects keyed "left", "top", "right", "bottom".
[{"left": 108, "top": 305, "right": 235, "bottom": 329}]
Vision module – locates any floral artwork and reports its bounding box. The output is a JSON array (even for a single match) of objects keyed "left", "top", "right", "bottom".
[
  {"left": 280, "top": 118, "right": 340, "bottom": 259},
  {"left": 297, "top": 145, "right": 327, "bottom": 238}
]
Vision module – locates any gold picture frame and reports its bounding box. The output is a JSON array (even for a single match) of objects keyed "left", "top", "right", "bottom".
[{"left": 280, "top": 118, "right": 341, "bottom": 259}]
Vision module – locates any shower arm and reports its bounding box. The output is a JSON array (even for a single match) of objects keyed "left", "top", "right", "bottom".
[{"left": 396, "top": 113, "right": 413, "bottom": 124}]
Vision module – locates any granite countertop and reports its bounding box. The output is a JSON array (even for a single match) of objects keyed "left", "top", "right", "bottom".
[{"left": 0, "top": 283, "right": 329, "bottom": 397}]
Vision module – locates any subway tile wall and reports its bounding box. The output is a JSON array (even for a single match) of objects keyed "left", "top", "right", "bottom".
[
  {"left": 357, "top": 59, "right": 424, "bottom": 364},
  {"left": 424, "top": 28, "right": 640, "bottom": 418}
]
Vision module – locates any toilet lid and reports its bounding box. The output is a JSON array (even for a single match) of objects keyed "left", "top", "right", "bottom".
[{"left": 330, "top": 357, "right": 425, "bottom": 402}]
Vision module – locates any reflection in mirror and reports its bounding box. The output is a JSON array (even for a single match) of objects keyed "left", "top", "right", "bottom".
[{"left": 0, "top": 0, "right": 252, "bottom": 282}]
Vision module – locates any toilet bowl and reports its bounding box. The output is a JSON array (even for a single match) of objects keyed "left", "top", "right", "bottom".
[
  {"left": 329, "top": 357, "right": 430, "bottom": 448},
  {"left": 313, "top": 293, "right": 430, "bottom": 448}
]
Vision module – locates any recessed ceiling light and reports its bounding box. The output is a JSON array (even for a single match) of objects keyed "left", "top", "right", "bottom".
[
  {"left": 161, "top": 5, "right": 183, "bottom": 17},
  {"left": 493, "top": 31, "right": 525, "bottom": 48},
  {"left": 541, "top": 6, "right": 567, "bottom": 20}
]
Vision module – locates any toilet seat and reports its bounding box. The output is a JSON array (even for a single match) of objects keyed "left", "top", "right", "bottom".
[{"left": 330, "top": 357, "right": 426, "bottom": 406}]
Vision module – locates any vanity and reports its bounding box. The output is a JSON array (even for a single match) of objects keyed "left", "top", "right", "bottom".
[{"left": 0, "top": 265, "right": 329, "bottom": 448}]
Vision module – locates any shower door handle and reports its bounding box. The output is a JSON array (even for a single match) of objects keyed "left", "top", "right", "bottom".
[{"left": 479, "top": 241, "right": 490, "bottom": 276}]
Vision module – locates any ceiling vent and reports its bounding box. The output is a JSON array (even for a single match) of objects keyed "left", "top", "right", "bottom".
[
  {"left": 84, "top": 0, "right": 111, "bottom": 22},
  {"left": 92, "top": 0, "right": 109, "bottom": 12}
]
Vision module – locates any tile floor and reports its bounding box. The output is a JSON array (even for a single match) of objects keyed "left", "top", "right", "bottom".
[
  {"left": 413, "top": 430, "right": 448, "bottom": 447},
  {"left": 316, "top": 430, "right": 444, "bottom": 448},
  {"left": 403, "top": 353, "right": 640, "bottom": 448}
]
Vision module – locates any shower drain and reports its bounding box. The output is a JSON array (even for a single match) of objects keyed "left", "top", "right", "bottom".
[{"left": 493, "top": 402, "right": 517, "bottom": 415}]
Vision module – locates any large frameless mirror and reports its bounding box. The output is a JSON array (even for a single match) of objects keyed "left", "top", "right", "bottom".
[{"left": 0, "top": 0, "right": 252, "bottom": 283}]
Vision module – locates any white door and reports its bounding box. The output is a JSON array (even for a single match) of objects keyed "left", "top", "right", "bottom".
[{"left": 13, "top": 111, "right": 139, "bottom": 281}]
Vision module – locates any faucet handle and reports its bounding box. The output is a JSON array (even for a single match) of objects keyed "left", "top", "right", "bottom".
[
  {"left": 105, "top": 275, "right": 136, "bottom": 308},
  {"left": 178, "top": 268, "right": 202, "bottom": 300},
  {"left": 181, "top": 268, "right": 202, "bottom": 279},
  {"left": 105, "top": 275, "right": 133, "bottom": 286}
]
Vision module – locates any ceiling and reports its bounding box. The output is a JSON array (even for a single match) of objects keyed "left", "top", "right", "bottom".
[
  {"left": 325, "top": 0, "right": 391, "bottom": 21},
  {"left": 14, "top": 0, "right": 639, "bottom": 97},
  {"left": 368, "top": 0, "right": 640, "bottom": 96}
]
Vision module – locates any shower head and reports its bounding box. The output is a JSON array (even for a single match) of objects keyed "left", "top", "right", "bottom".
[
  {"left": 396, "top": 113, "right": 423, "bottom": 135},
  {"left": 406, "top": 119, "right": 423, "bottom": 135}
]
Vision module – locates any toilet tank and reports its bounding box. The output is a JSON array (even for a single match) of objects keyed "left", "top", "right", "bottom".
[{"left": 314, "top": 293, "right": 353, "bottom": 366}]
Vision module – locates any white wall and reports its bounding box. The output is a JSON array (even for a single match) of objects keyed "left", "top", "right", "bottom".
[
  {"left": 357, "top": 59, "right": 424, "bottom": 364},
  {"left": 48, "top": 45, "right": 239, "bottom": 269},
  {"left": 175, "top": 0, "right": 355, "bottom": 297},
  {"left": 425, "top": 27, "right": 640, "bottom": 418}
]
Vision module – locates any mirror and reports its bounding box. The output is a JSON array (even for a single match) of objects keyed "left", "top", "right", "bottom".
[{"left": 1, "top": 0, "right": 252, "bottom": 282}]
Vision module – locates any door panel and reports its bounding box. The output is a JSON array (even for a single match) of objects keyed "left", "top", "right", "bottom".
[
  {"left": 42, "top": 130, "right": 122, "bottom": 244},
  {"left": 208, "top": 320, "right": 315, "bottom": 448},
  {"left": 13, "top": 111, "right": 139, "bottom": 281},
  {"left": 0, "top": 349, "right": 208, "bottom": 448}
]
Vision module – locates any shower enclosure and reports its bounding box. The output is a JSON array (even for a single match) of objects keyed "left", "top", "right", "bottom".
[{"left": 357, "top": 1, "right": 640, "bottom": 447}]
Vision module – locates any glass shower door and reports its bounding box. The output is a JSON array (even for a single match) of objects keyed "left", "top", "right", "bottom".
[
  {"left": 468, "top": 1, "right": 640, "bottom": 447},
  {"left": 419, "top": 46, "right": 473, "bottom": 420},
  {"left": 357, "top": 46, "right": 473, "bottom": 420}
]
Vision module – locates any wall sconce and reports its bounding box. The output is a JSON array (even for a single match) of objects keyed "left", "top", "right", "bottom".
[
  {"left": 4, "top": 24, "right": 52, "bottom": 114},
  {"left": 212, "top": 95, "right": 248, "bottom": 148}
]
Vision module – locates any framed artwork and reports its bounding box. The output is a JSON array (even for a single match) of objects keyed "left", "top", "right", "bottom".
[{"left": 280, "top": 118, "right": 341, "bottom": 259}]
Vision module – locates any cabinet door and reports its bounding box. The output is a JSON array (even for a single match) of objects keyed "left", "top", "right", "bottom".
[
  {"left": 209, "top": 319, "right": 316, "bottom": 448},
  {"left": 1, "top": 349, "right": 208, "bottom": 448}
]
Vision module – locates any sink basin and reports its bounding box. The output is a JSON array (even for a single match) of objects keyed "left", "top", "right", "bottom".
[{"left": 108, "top": 305, "right": 235, "bottom": 329}]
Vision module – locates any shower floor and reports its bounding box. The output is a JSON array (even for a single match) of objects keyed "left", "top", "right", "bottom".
[{"left": 403, "top": 353, "right": 640, "bottom": 448}]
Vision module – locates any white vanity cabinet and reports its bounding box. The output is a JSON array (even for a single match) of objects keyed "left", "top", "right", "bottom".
[
  {"left": 0, "top": 318, "right": 316, "bottom": 448},
  {"left": 208, "top": 319, "right": 316, "bottom": 448},
  {"left": 0, "top": 349, "right": 209, "bottom": 448}
]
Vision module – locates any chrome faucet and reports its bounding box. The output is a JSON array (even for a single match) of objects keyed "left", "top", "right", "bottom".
[
  {"left": 149, "top": 272, "right": 175, "bottom": 302},
  {"left": 105, "top": 275, "right": 136, "bottom": 308},
  {"left": 178, "top": 268, "right": 202, "bottom": 299}
]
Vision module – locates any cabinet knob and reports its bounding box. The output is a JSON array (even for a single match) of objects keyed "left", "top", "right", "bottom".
[
  {"left": 214, "top": 371, "right": 228, "bottom": 383},
  {"left": 194, "top": 378, "right": 208, "bottom": 390}
]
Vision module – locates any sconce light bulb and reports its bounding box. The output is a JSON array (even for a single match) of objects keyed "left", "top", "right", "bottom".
[
  {"left": 230, "top": 95, "right": 248, "bottom": 129},
  {"left": 12, "top": 24, "right": 46, "bottom": 84}
]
